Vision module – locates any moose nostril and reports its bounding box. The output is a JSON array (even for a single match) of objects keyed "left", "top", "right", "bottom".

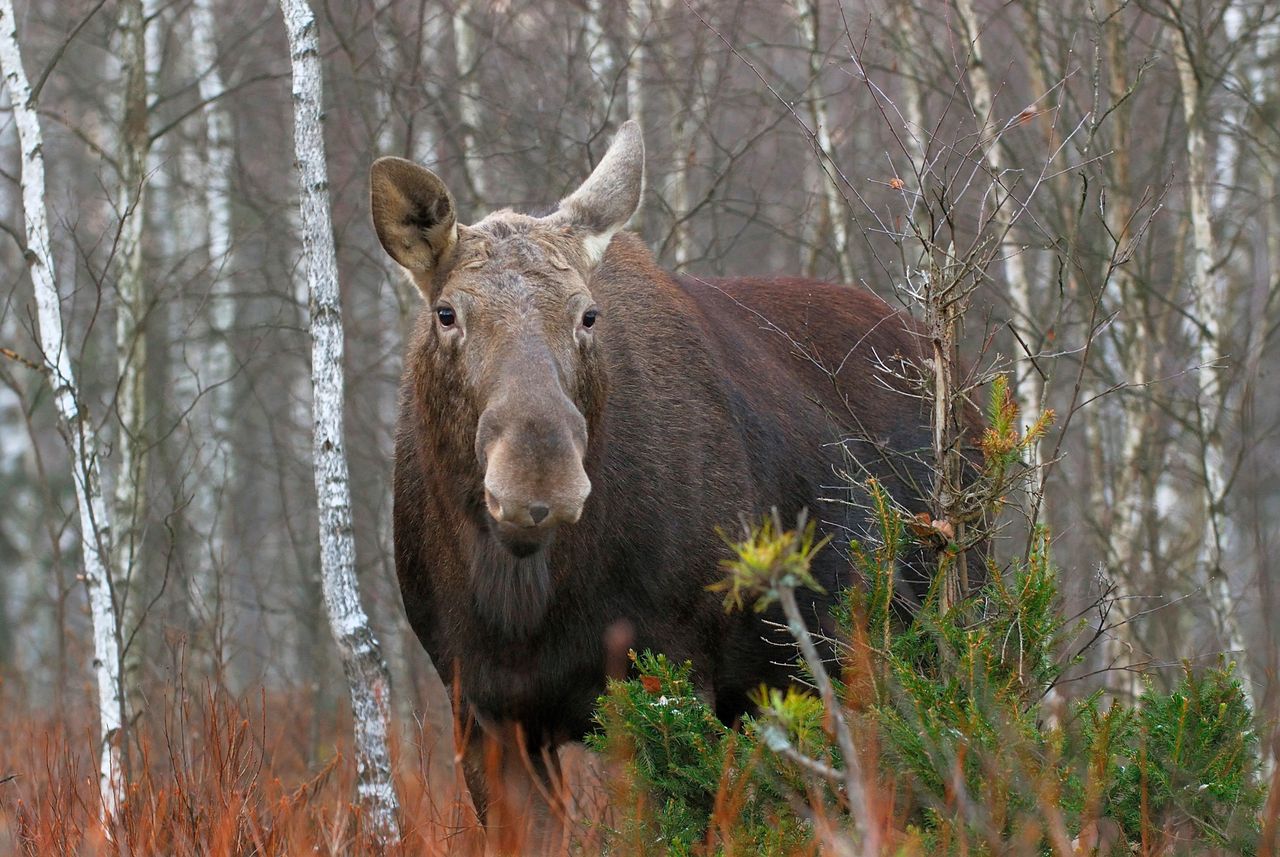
[{"left": 529, "top": 503, "right": 550, "bottom": 525}]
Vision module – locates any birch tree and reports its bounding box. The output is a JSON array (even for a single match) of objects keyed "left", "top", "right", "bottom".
[
  {"left": 954, "top": 0, "right": 1043, "bottom": 477},
  {"left": 188, "top": 0, "right": 237, "bottom": 659},
  {"left": 793, "top": 0, "right": 852, "bottom": 282},
  {"left": 112, "top": 0, "right": 152, "bottom": 705},
  {"left": 659, "top": 0, "right": 709, "bottom": 269},
  {"left": 0, "top": 0, "right": 125, "bottom": 819},
  {"left": 453, "top": 0, "right": 488, "bottom": 206},
  {"left": 584, "top": 0, "right": 614, "bottom": 123},
  {"left": 626, "top": 0, "right": 648, "bottom": 233},
  {"left": 278, "top": 0, "right": 401, "bottom": 843},
  {"left": 1171, "top": 15, "right": 1255, "bottom": 712},
  {"left": 1096, "top": 0, "right": 1155, "bottom": 700}
]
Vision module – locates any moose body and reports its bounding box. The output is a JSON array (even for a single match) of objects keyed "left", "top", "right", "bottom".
[{"left": 373, "top": 122, "right": 938, "bottom": 813}]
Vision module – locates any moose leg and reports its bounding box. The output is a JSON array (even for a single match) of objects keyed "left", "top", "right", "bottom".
[{"left": 459, "top": 712, "right": 567, "bottom": 852}]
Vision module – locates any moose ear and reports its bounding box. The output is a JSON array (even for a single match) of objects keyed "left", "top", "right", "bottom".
[
  {"left": 553, "top": 120, "right": 645, "bottom": 265},
  {"left": 370, "top": 157, "right": 458, "bottom": 275}
]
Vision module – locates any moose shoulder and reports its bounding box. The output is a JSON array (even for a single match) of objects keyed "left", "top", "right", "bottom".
[{"left": 373, "top": 121, "right": 944, "bottom": 801}]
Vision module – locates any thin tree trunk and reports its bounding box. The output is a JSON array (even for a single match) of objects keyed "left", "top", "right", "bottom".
[
  {"left": 112, "top": 0, "right": 151, "bottom": 709},
  {"left": 188, "top": 0, "right": 236, "bottom": 672},
  {"left": 1097, "top": 1, "right": 1151, "bottom": 702},
  {"left": 955, "top": 0, "right": 1043, "bottom": 475},
  {"left": 0, "top": 0, "right": 125, "bottom": 819},
  {"left": 584, "top": 0, "right": 613, "bottom": 122},
  {"left": 1172, "top": 19, "right": 1256, "bottom": 713},
  {"left": 625, "top": 0, "right": 647, "bottom": 234},
  {"left": 278, "top": 0, "right": 401, "bottom": 843},
  {"left": 889, "top": 1, "right": 927, "bottom": 173},
  {"left": 793, "top": 0, "right": 851, "bottom": 283},
  {"left": 453, "top": 0, "right": 488, "bottom": 206},
  {"left": 660, "top": 0, "right": 707, "bottom": 269}
]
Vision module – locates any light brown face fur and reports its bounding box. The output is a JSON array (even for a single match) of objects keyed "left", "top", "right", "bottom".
[{"left": 371, "top": 123, "right": 644, "bottom": 556}]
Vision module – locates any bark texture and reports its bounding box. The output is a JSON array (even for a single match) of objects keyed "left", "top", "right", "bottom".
[
  {"left": 0, "top": 0, "right": 125, "bottom": 819},
  {"left": 189, "top": 0, "right": 237, "bottom": 653},
  {"left": 1172, "top": 20, "right": 1255, "bottom": 711},
  {"left": 278, "top": 0, "right": 401, "bottom": 843},
  {"left": 793, "top": 0, "right": 851, "bottom": 282},
  {"left": 955, "top": 0, "right": 1042, "bottom": 472}
]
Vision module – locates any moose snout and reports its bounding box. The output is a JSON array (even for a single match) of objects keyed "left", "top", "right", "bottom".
[
  {"left": 483, "top": 481, "right": 587, "bottom": 530},
  {"left": 477, "top": 400, "right": 591, "bottom": 547}
]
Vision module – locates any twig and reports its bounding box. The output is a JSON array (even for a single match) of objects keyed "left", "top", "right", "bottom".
[{"left": 777, "top": 583, "right": 879, "bottom": 855}]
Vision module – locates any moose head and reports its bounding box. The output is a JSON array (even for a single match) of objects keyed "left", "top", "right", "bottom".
[{"left": 371, "top": 122, "right": 644, "bottom": 560}]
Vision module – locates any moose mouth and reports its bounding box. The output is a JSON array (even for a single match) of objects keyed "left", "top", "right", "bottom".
[{"left": 488, "top": 517, "right": 555, "bottom": 558}]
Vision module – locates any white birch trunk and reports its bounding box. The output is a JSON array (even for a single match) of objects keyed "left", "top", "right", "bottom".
[
  {"left": 111, "top": 0, "right": 151, "bottom": 701},
  {"left": 0, "top": 0, "right": 125, "bottom": 819},
  {"left": 1172, "top": 20, "right": 1255, "bottom": 713},
  {"left": 453, "top": 0, "right": 488, "bottom": 205},
  {"left": 793, "top": 0, "right": 851, "bottom": 283},
  {"left": 890, "top": 1, "right": 927, "bottom": 170},
  {"left": 625, "top": 0, "right": 647, "bottom": 234},
  {"left": 954, "top": 0, "right": 1042, "bottom": 474},
  {"left": 188, "top": 0, "right": 236, "bottom": 650},
  {"left": 626, "top": 0, "right": 646, "bottom": 124},
  {"left": 584, "top": 0, "right": 612, "bottom": 119},
  {"left": 1098, "top": 6, "right": 1150, "bottom": 702},
  {"left": 278, "top": 0, "right": 401, "bottom": 842},
  {"left": 659, "top": 0, "right": 706, "bottom": 269}
]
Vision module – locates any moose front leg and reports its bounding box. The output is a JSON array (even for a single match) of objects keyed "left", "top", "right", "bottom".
[{"left": 458, "top": 710, "right": 570, "bottom": 852}]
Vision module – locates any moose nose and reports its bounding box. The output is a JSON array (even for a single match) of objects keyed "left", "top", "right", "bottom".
[{"left": 529, "top": 503, "right": 550, "bottom": 525}]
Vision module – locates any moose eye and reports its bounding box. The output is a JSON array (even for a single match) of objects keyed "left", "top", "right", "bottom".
[
  {"left": 581, "top": 308, "right": 598, "bottom": 329},
  {"left": 436, "top": 306, "right": 456, "bottom": 327}
]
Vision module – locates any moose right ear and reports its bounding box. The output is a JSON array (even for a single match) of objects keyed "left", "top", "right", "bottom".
[{"left": 370, "top": 157, "right": 458, "bottom": 276}]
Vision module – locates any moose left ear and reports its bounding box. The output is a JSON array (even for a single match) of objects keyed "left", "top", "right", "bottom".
[
  {"left": 551, "top": 120, "right": 645, "bottom": 265},
  {"left": 370, "top": 157, "right": 458, "bottom": 277}
]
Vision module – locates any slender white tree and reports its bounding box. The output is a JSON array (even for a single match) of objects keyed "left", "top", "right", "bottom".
[
  {"left": 584, "top": 0, "right": 616, "bottom": 126},
  {"left": 112, "top": 0, "right": 152, "bottom": 703},
  {"left": 188, "top": 0, "right": 238, "bottom": 661},
  {"left": 1097, "top": 3, "right": 1153, "bottom": 701},
  {"left": 0, "top": 0, "right": 125, "bottom": 820},
  {"left": 453, "top": 0, "right": 488, "bottom": 205},
  {"left": 659, "top": 0, "right": 709, "bottom": 269},
  {"left": 626, "top": 0, "right": 648, "bottom": 234},
  {"left": 792, "top": 0, "right": 852, "bottom": 282},
  {"left": 889, "top": 1, "right": 927, "bottom": 170},
  {"left": 954, "top": 0, "right": 1042, "bottom": 472},
  {"left": 278, "top": 0, "right": 401, "bottom": 843},
  {"left": 1171, "top": 18, "right": 1255, "bottom": 712}
]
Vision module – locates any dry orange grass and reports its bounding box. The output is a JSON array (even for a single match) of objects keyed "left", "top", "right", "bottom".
[
  {"left": 3, "top": 682, "right": 1275, "bottom": 856},
  {"left": 0, "top": 680, "right": 638, "bottom": 856},
  {"left": 0, "top": 685, "right": 490, "bottom": 856}
]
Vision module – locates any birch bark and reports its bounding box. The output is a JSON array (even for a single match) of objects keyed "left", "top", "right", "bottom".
[
  {"left": 0, "top": 0, "right": 125, "bottom": 819},
  {"left": 188, "top": 0, "right": 236, "bottom": 654},
  {"left": 584, "top": 0, "right": 613, "bottom": 121},
  {"left": 453, "top": 0, "right": 488, "bottom": 205},
  {"left": 1171, "top": 19, "right": 1255, "bottom": 712},
  {"left": 954, "top": 0, "right": 1043, "bottom": 473},
  {"left": 889, "top": 1, "right": 927, "bottom": 172},
  {"left": 625, "top": 0, "right": 647, "bottom": 234},
  {"left": 278, "top": 0, "right": 401, "bottom": 843},
  {"left": 111, "top": 0, "right": 151, "bottom": 704},
  {"left": 792, "top": 0, "right": 851, "bottom": 282},
  {"left": 1099, "top": 3, "right": 1151, "bottom": 701}
]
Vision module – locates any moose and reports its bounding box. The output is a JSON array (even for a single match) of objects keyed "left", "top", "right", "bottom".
[{"left": 371, "top": 121, "right": 950, "bottom": 820}]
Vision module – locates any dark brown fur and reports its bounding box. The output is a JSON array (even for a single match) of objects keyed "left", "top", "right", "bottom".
[{"left": 394, "top": 231, "right": 941, "bottom": 754}]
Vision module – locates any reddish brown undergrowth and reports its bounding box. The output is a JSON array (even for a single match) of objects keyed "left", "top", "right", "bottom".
[{"left": 0, "top": 683, "right": 491, "bottom": 856}]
